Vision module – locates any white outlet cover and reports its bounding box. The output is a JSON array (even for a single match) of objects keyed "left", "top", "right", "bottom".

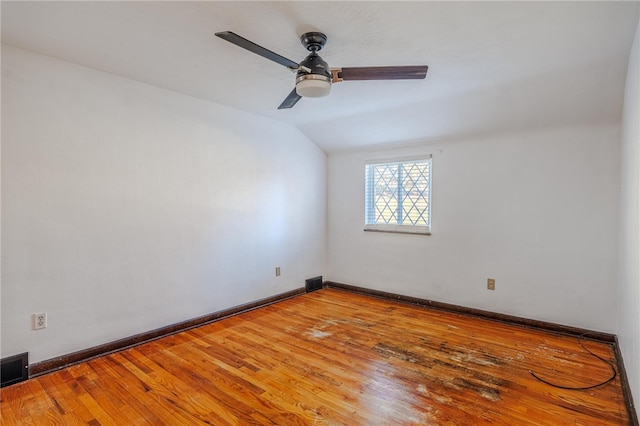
[{"left": 33, "top": 313, "right": 47, "bottom": 330}]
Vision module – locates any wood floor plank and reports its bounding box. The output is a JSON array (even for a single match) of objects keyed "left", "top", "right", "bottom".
[{"left": 1, "top": 288, "right": 631, "bottom": 425}]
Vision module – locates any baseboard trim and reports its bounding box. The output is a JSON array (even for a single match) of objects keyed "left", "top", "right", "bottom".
[
  {"left": 614, "top": 336, "right": 639, "bottom": 425},
  {"left": 29, "top": 288, "right": 305, "bottom": 378},
  {"left": 324, "top": 281, "right": 615, "bottom": 342},
  {"left": 324, "top": 281, "right": 640, "bottom": 423}
]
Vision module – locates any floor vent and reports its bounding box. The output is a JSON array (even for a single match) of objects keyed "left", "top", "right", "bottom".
[
  {"left": 1, "top": 352, "right": 29, "bottom": 387},
  {"left": 305, "top": 276, "right": 323, "bottom": 293}
]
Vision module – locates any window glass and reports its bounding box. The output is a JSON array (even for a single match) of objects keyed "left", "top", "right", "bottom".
[{"left": 365, "top": 157, "right": 431, "bottom": 234}]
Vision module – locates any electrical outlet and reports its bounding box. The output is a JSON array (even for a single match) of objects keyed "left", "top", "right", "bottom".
[
  {"left": 275, "top": 267, "right": 281, "bottom": 277},
  {"left": 33, "top": 313, "right": 47, "bottom": 330},
  {"left": 487, "top": 278, "right": 496, "bottom": 290}
]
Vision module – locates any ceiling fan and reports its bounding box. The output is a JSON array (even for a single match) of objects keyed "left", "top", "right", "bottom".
[{"left": 215, "top": 31, "right": 428, "bottom": 110}]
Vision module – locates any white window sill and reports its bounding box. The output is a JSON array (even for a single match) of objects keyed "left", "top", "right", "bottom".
[{"left": 364, "top": 225, "right": 431, "bottom": 235}]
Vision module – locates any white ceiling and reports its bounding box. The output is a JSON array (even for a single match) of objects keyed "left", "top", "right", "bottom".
[{"left": 2, "top": 1, "right": 638, "bottom": 152}]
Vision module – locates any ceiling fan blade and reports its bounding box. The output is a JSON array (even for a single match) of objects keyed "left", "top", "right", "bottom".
[
  {"left": 278, "top": 88, "right": 302, "bottom": 109},
  {"left": 332, "top": 65, "right": 428, "bottom": 82},
  {"left": 215, "top": 31, "right": 299, "bottom": 69}
]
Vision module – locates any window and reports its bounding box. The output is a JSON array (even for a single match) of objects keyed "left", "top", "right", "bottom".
[{"left": 365, "top": 156, "right": 432, "bottom": 234}]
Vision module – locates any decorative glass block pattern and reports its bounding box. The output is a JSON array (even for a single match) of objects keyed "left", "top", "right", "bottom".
[{"left": 365, "top": 158, "right": 431, "bottom": 231}]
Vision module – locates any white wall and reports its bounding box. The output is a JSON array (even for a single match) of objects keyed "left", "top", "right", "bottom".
[
  {"left": 618, "top": 18, "right": 640, "bottom": 417},
  {"left": 0, "top": 45, "right": 327, "bottom": 364},
  {"left": 328, "top": 124, "right": 620, "bottom": 332}
]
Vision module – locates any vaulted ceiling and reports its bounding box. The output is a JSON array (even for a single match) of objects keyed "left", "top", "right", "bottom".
[{"left": 2, "top": 1, "right": 638, "bottom": 152}]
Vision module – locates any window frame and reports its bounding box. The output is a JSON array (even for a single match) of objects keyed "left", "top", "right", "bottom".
[{"left": 364, "top": 155, "right": 432, "bottom": 235}]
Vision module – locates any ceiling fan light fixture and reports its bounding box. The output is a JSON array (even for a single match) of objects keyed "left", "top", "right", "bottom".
[{"left": 296, "top": 74, "right": 331, "bottom": 98}]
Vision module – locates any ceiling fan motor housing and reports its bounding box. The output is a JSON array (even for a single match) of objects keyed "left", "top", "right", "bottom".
[{"left": 296, "top": 53, "right": 332, "bottom": 97}]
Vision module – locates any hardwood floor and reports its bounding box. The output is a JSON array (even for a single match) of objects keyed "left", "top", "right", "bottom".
[{"left": 0, "top": 288, "right": 631, "bottom": 425}]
